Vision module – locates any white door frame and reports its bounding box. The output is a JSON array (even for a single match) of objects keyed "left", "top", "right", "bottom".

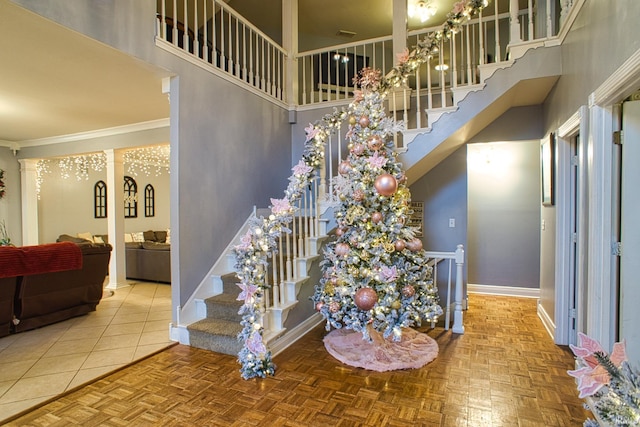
[{"left": 584, "top": 48, "right": 640, "bottom": 350}]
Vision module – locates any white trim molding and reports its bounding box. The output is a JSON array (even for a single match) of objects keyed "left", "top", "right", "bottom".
[
  {"left": 269, "top": 312, "right": 324, "bottom": 357},
  {"left": 467, "top": 284, "right": 540, "bottom": 298},
  {"left": 537, "top": 299, "right": 556, "bottom": 340}
]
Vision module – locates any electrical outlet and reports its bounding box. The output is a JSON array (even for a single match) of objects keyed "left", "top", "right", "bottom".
[{"left": 449, "top": 218, "right": 455, "bottom": 228}]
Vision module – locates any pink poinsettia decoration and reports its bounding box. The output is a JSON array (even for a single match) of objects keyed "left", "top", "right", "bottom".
[
  {"left": 235, "top": 230, "right": 253, "bottom": 251},
  {"left": 380, "top": 265, "right": 398, "bottom": 283},
  {"left": 270, "top": 197, "right": 292, "bottom": 215},
  {"left": 396, "top": 48, "right": 410, "bottom": 65},
  {"left": 305, "top": 123, "right": 319, "bottom": 142},
  {"left": 237, "top": 282, "right": 258, "bottom": 305},
  {"left": 246, "top": 331, "right": 266, "bottom": 355},
  {"left": 453, "top": 1, "right": 466, "bottom": 15},
  {"left": 366, "top": 151, "right": 388, "bottom": 169},
  {"left": 292, "top": 160, "right": 313, "bottom": 176},
  {"left": 353, "top": 90, "right": 364, "bottom": 103},
  {"left": 567, "top": 332, "right": 628, "bottom": 398}
]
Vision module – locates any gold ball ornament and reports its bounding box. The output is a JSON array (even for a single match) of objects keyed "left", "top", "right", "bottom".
[
  {"left": 374, "top": 174, "right": 398, "bottom": 197},
  {"left": 402, "top": 285, "right": 416, "bottom": 298},
  {"left": 359, "top": 116, "right": 370, "bottom": 128},
  {"left": 334, "top": 242, "right": 350, "bottom": 256},
  {"left": 324, "top": 283, "right": 335, "bottom": 295},
  {"left": 349, "top": 116, "right": 357, "bottom": 126},
  {"left": 406, "top": 238, "right": 423, "bottom": 252},
  {"left": 391, "top": 300, "right": 402, "bottom": 310},
  {"left": 354, "top": 287, "right": 378, "bottom": 311}
]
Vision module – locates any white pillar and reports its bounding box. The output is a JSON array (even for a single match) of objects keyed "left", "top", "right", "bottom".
[
  {"left": 509, "top": 0, "right": 522, "bottom": 44},
  {"left": 105, "top": 149, "right": 128, "bottom": 290},
  {"left": 282, "top": 0, "right": 298, "bottom": 106},
  {"left": 452, "top": 244, "right": 465, "bottom": 334},
  {"left": 392, "top": 0, "right": 407, "bottom": 58},
  {"left": 19, "top": 159, "right": 39, "bottom": 245}
]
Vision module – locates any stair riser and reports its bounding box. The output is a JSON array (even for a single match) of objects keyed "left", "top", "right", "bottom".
[
  {"left": 189, "top": 331, "right": 242, "bottom": 356},
  {"left": 204, "top": 301, "right": 242, "bottom": 322}
]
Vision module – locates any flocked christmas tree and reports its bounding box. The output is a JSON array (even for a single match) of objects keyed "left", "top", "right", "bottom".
[{"left": 311, "top": 68, "right": 443, "bottom": 343}]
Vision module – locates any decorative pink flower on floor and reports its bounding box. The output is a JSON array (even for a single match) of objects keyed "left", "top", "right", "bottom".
[
  {"left": 292, "top": 160, "right": 313, "bottom": 176},
  {"left": 397, "top": 48, "right": 410, "bottom": 65},
  {"left": 246, "top": 331, "right": 266, "bottom": 355},
  {"left": 270, "top": 197, "right": 292, "bottom": 215},
  {"left": 380, "top": 265, "right": 398, "bottom": 283},
  {"left": 237, "top": 282, "right": 258, "bottom": 305},
  {"left": 305, "top": 123, "right": 319, "bottom": 142},
  {"left": 366, "top": 151, "right": 388, "bottom": 169},
  {"left": 236, "top": 230, "right": 253, "bottom": 250}
]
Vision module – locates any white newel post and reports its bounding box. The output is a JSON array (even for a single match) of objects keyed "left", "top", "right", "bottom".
[
  {"left": 509, "top": 0, "right": 522, "bottom": 44},
  {"left": 19, "top": 159, "right": 39, "bottom": 246},
  {"left": 452, "top": 244, "right": 465, "bottom": 334},
  {"left": 105, "top": 149, "right": 128, "bottom": 290},
  {"left": 392, "top": 0, "right": 407, "bottom": 59},
  {"left": 282, "top": 0, "right": 298, "bottom": 106}
]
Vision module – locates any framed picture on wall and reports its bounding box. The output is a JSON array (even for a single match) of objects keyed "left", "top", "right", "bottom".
[{"left": 541, "top": 133, "right": 555, "bottom": 206}]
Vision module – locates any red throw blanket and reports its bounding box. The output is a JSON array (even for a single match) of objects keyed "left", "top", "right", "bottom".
[{"left": 0, "top": 242, "right": 83, "bottom": 278}]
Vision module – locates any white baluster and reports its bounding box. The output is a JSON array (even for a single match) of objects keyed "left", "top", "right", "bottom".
[
  {"left": 227, "top": 13, "right": 233, "bottom": 72},
  {"left": 427, "top": 60, "right": 433, "bottom": 110},
  {"left": 202, "top": 1, "right": 208, "bottom": 62},
  {"left": 305, "top": 189, "right": 311, "bottom": 256},
  {"left": 326, "top": 135, "right": 332, "bottom": 202},
  {"left": 445, "top": 259, "right": 452, "bottom": 330},
  {"left": 272, "top": 249, "right": 279, "bottom": 308},
  {"left": 494, "top": 0, "right": 501, "bottom": 62},
  {"left": 452, "top": 32, "right": 458, "bottom": 88},
  {"left": 159, "top": 0, "right": 166, "bottom": 39},
  {"left": 172, "top": 0, "right": 178, "bottom": 47},
  {"left": 310, "top": 55, "right": 316, "bottom": 104},
  {"left": 314, "top": 176, "right": 319, "bottom": 238},
  {"left": 528, "top": 0, "right": 534, "bottom": 41},
  {"left": 234, "top": 18, "right": 240, "bottom": 78},
  {"left": 278, "top": 234, "right": 284, "bottom": 301},
  {"left": 479, "top": 10, "right": 485, "bottom": 66},
  {"left": 212, "top": 0, "right": 217, "bottom": 65},
  {"left": 546, "top": 0, "right": 552, "bottom": 37},
  {"left": 302, "top": 57, "right": 307, "bottom": 105},
  {"left": 509, "top": 0, "right": 522, "bottom": 45},
  {"left": 182, "top": 0, "right": 189, "bottom": 51},
  {"left": 264, "top": 264, "right": 271, "bottom": 309},
  {"left": 415, "top": 68, "right": 422, "bottom": 128},
  {"left": 439, "top": 42, "right": 446, "bottom": 108},
  {"left": 193, "top": 0, "right": 199, "bottom": 57},
  {"left": 452, "top": 244, "right": 465, "bottom": 334},
  {"left": 261, "top": 38, "right": 266, "bottom": 91},
  {"left": 465, "top": 24, "right": 473, "bottom": 85},
  {"left": 286, "top": 229, "right": 292, "bottom": 281}
]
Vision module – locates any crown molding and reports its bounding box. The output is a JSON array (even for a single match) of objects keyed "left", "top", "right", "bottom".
[{"left": 17, "top": 118, "right": 170, "bottom": 148}]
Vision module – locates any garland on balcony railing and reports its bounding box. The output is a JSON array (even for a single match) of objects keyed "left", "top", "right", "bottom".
[{"left": 233, "top": 0, "right": 489, "bottom": 380}]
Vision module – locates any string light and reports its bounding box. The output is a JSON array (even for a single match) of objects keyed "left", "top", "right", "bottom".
[{"left": 35, "top": 145, "right": 170, "bottom": 197}]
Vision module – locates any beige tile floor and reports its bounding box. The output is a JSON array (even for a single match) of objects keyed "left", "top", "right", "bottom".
[{"left": 0, "top": 281, "right": 173, "bottom": 423}]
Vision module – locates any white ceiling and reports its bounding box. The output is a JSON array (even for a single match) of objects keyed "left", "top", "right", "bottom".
[{"left": 0, "top": 0, "right": 170, "bottom": 145}]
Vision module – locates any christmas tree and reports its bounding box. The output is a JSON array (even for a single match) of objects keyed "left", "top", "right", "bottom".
[{"left": 311, "top": 68, "right": 443, "bottom": 343}]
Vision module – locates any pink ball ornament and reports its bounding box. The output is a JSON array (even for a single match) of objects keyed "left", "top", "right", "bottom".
[
  {"left": 402, "top": 285, "right": 416, "bottom": 298},
  {"left": 334, "top": 242, "right": 350, "bottom": 256},
  {"left": 335, "top": 227, "right": 345, "bottom": 236},
  {"left": 338, "top": 160, "right": 352, "bottom": 175},
  {"left": 406, "top": 238, "right": 423, "bottom": 252},
  {"left": 368, "top": 135, "right": 384, "bottom": 151},
  {"left": 394, "top": 240, "right": 406, "bottom": 251},
  {"left": 315, "top": 302, "right": 324, "bottom": 311},
  {"left": 371, "top": 212, "right": 383, "bottom": 224},
  {"left": 351, "top": 144, "right": 365, "bottom": 156},
  {"left": 353, "top": 189, "right": 365, "bottom": 201},
  {"left": 359, "top": 116, "right": 370, "bottom": 128},
  {"left": 329, "top": 301, "right": 340, "bottom": 313},
  {"left": 354, "top": 288, "right": 378, "bottom": 311},
  {"left": 374, "top": 173, "right": 398, "bottom": 197}
]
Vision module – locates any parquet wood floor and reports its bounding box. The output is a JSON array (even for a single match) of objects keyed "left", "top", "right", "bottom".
[{"left": 4, "top": 294, "right": 590, "bottom": 426}]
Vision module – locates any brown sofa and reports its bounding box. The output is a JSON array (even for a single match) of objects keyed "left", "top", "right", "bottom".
[{"left": 0, "top": 242, "right": 112, "bottom": 334}]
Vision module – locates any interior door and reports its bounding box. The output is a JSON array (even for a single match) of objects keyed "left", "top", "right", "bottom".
[{"left": 620, "top": 99, "right": 640, "bottom": 367}]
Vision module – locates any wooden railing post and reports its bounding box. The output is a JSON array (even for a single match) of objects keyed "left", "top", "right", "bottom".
[{"left": 452, "top": 244, "right": 465, "bottom": 334}]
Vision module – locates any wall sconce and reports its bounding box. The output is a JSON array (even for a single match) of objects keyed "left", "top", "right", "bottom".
[{"left": 408, "top": 0, "right": 437, "bottom": 23}]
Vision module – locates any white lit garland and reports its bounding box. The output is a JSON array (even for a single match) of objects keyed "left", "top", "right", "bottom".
[{"left": 233, "top": 0, "right": 488, "bottom": 379}]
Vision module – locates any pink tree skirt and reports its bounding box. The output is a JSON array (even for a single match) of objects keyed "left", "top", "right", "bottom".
[{"left": 323, "top": 327, "right": 438, "bottom": 372}]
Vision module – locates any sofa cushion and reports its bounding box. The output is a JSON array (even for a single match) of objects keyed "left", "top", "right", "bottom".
[
  {"left": 154, "top": 230, "right": 167, "bottom": 243},
  {"left": 57, "top": 234, "right": 92, "bottom": 244},
  {"left": 125, "top": 242, "right": 143, "bottom": 249},
  {"left": 143, "top": 230, "right": 157, "bottom": 242},
  {"left": 142, "top": 241, "right": 171, "bottom": 251},
  {"left": 132, "top": 232, "right": 145, "bottom": 243}
]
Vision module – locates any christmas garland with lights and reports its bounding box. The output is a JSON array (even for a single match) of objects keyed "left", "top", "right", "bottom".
[
  {"left": 233, "top": 0, "right": 489, "bottom": 380},
  {"left": 0, "top": 169, "right": 5, "bottom": 200}
]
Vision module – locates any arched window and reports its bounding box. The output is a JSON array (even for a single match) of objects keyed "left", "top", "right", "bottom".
[
  {"left": 145, "top": 184, "right": 155, "bottom": 217},
  {"left": 124, "top": 176, "right": 138, "bottom": 218},
  {"left": 94, "top": 180, "right": 107, "bottom": 218}
]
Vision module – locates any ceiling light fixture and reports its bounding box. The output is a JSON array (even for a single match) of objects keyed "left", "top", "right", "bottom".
[
  {"left": 435, "top": 64, "right": 449, "bottom": 71},
  {"left": 408, "top": 0, "right": 437, "bottom": 23}
]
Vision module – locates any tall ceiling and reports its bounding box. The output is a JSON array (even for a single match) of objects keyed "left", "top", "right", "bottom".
[{"left": 0, "top": 0, "right": 507, "bottom": 146}]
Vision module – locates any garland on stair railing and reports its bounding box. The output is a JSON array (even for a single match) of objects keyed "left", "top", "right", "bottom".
[{"left": 233, "top": 0, "right": 489, "bottom": 380}]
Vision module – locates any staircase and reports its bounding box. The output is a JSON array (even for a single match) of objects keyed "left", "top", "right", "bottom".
[{"left": 186, "top": 273, "right": 243, "bottom": 355}]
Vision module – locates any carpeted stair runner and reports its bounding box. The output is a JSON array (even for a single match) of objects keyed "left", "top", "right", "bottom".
[{"left": 187, "top": 273, "right": 244, "bottom": 356}]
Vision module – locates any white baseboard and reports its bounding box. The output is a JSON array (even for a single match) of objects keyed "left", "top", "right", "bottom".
[
  {"left": 537, "top": 300, "right": 556, "bottom": 340},
  {"left": 269, "top": 312, "right": 324, "bottom": 357},
  {"left": 467, "top": 283, "right": 540, "bottom": 298}
]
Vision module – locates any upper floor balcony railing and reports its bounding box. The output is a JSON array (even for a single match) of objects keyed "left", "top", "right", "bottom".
[{"left": 155, "top": 0, "right": 573, "bottom": 122}]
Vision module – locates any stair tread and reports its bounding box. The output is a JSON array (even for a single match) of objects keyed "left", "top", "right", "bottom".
[
  {"left": 205, "top": 293, "right": 240, "bottom": 305},
  {"left": 188, "top": 318, "right": 243, "bottom": 336}
]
